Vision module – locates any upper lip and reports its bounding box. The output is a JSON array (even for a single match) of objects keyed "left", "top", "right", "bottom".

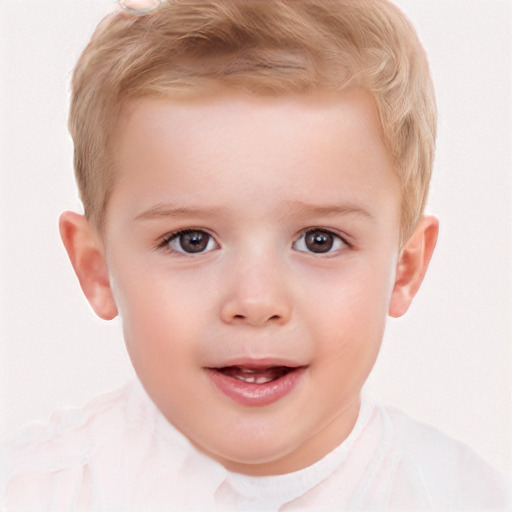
[{"left": 206, "top": 357, "right": 306, "bottom": 370}]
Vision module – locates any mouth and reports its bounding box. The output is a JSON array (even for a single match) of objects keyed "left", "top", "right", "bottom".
[
  {"left": 205, "top": 363, "right": 306, "bottom": 406},
  {"left": 213, "top": 365, "right": 297, "bottom": 384}
]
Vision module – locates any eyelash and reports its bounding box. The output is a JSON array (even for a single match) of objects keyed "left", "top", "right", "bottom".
[
  {"left": 293, "top": 228, "right": 349, "bottom": 255},
  {"left": 157, "top": 228, "right": 219, "bottom": 254},
  {"left": 157, "top": 227, "right": 350, "bottom": 255}
]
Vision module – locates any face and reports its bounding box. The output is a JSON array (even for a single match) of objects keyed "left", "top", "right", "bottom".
[{"left": 102, "top": 90, "right": 402, "bottom": 475}]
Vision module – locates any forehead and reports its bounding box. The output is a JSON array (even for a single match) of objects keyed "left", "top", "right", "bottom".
[{"left": 110, "top": 90, "right": 399, "bottom": 223}]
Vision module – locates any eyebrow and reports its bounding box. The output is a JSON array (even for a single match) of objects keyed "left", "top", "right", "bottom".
[
  {"left": 280, "top": 200, "right": 374, "bottom": 220},
  {"left": 134, "top": 203, "right": 228, "bottom": 221},
  {"left": 134, "top": 200, "right": 373, "bottom": 222}
]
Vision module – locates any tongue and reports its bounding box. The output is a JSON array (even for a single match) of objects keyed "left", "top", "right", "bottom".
[{"left": 220, "top": 366, "right": 291, "bottom": 380}]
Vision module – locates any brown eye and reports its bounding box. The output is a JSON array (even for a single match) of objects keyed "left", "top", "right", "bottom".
[
  {"left": 293, "top": 229, "right": 345, "bottom": 254},
  {"left": 167, "top": 230, "right": 217, "bottom": 254},
  {"left": 305, "top": 230, "right": 334, "bottom": 253}
]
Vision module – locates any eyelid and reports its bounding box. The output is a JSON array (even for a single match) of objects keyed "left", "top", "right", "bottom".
[
  {"left": 293, "top": 227, "right": 350, "bottom": 254},
  {"left": 157, "top": 228, "right": 220, "bottom": 254},
  {"left": 154, "top": 226, "right": 351, "bottom": 254}
]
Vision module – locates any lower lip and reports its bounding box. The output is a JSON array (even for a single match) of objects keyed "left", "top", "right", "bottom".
[{"left": 206, "top": 367, "right": 306, "bottom": 407}]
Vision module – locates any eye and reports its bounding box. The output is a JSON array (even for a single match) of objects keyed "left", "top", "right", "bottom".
[
  {"left": 293, "top": 228, "right": 346, "bottom": 254},
  {"left": 164, "top": 229, "right": 218, "bottom": 254}
]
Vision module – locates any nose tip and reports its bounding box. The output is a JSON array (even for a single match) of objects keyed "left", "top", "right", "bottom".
[
  {"left": 225, "top": 301, "right": 289, "bottom": 327},
  {"left": 219, "top": 251, "right": 293, "bottom": 327},
  {"left": 219, "top": 278, "right": 292, "bottom": 327}
]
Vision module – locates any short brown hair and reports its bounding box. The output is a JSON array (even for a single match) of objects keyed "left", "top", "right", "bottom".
[{"left": 69, "top": 0, "right": 436, "bottom": 240}]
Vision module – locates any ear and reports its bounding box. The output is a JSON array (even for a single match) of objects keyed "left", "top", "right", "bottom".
[
  {"left": 388, "top": 215, "right": 439, "bottom": 318},
  {"left": 59, "top": 211, "right": 118, "bottom": 320}
]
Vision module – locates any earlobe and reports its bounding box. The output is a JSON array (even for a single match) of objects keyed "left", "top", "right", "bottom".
[
  {"left": 59, "top": 211, "right": 118, "bottom": 320},
  {"left": 388, "top": 215, "right": 439, "bottom": 318}
]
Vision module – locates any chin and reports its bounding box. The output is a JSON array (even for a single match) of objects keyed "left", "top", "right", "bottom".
[{"left": 193, "top": 427, "right": 314, "bottom": 476}]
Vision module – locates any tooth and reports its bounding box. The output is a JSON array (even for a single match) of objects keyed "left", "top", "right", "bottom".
[
  {"left": 235, "top": 375, "right": 257, "bottom": 383},
  {"left": 234, "top": 374, "right": 272, "bottom": 384}
]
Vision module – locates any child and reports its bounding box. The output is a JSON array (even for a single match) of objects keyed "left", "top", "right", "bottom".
[{"left": 1, "top": 0, "right": 510, "bottom": 510}]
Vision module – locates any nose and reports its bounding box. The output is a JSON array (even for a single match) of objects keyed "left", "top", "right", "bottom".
[{"left": 219, "top": 254, "right": 293, "bottom": 327}]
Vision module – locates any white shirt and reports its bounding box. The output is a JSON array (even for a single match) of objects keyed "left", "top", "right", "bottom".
[{"left": 1, "top": 380, "right": 510, "bottom": 511}]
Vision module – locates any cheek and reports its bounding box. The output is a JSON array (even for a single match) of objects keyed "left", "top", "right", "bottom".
[
  {"left": 112, "top": 257, "right": 210, "bottom": 320},
  {"left": 301, "top": 258, "right": 394, "bottom": 354},
  {"left": 304, "top": 254, "right": 394, "bottom": 315},
  {"left": 110, "top": 266, "right": 202, "bottom": 362}
]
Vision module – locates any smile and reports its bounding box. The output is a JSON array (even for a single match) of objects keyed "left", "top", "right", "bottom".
[{"left": 206, "top": 364, "right": 306, "bottom": 407}]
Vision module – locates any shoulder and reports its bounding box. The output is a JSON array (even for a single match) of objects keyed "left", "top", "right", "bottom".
[
  {"left": 2, "top": 380, "right": 139, "bottom": 459},
  {"left": 379, "top": 401, "right": 511, "bottom": 511},
  {"left": 0, "top": 380, "right": 145, "bottom": 510}
]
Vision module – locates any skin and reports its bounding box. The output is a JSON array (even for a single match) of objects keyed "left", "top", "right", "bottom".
[{"left": 60, "top": 90, "right": 438, "bottom": 476}]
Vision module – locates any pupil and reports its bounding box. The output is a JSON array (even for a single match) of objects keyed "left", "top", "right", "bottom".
[
  {"left": 305, "top": 230, "right": 333, "bottom": 253},
  {"left": 180, "top": 231, "right": 208, "bottom": 253}
]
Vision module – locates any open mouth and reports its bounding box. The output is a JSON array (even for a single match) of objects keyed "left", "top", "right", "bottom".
[
  {"left": 213, "top": 365, "right": 297, "bottom": 384},
  {"left": 205, "top": 363, "right": 306, "bottom": 406}
]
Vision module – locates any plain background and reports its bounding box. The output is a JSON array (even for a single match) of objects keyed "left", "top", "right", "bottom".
[{"left": 0, "top": 0, "right": 510, "bottom": 474}]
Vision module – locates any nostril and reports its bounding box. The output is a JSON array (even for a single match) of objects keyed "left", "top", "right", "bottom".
[
  {"left": 220, "top": 295, "right": 292, "bottom": 327},
  {"left": 230, "top": 312, "right": 282, "bottom": 325}
]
